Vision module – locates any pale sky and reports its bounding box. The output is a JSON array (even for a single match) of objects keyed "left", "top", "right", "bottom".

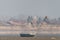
[{"left": 0, "top": 0, "right": 60, "bottom": 19}]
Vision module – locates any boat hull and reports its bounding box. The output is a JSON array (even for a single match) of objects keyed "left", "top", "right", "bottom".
[{"left": 20, "top": 34, "right": 35, "bottom": 37}]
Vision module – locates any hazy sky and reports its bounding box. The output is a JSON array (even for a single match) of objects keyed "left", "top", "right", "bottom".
[{"left": 0, "top": 0, "right": 60, "bottom": 19}]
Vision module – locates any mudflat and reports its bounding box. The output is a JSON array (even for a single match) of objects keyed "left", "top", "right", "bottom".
[{"left": 0, "top": 36, "right": 59, "bottom": 40}]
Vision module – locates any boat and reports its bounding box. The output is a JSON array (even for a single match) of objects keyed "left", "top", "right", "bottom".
[{"left": 20, "top": 34, "right": 35, "bottom": 37}]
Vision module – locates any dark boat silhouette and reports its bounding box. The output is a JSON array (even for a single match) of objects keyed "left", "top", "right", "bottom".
[{"left": 20, "top": 34, "right": 35, "bottom": 37}]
